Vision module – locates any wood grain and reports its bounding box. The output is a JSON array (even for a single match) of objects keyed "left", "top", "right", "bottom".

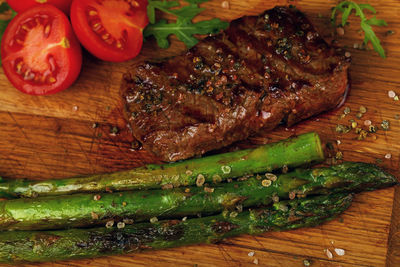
[
  {"left": 0, "top": 0, "right": 399, "bottom": 266},
  {"left": 387, "top": 186, "right": 400, "bottom": 267}
]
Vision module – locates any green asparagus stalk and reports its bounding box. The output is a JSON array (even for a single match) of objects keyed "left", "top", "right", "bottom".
[
  {"left": 0, "top": 162, "right": 395, "bottom": 231},
  {"left": 0, "top": 193, "right": 353, "bottom": 264},
  {"left": 0, "top": 132, "right": 324, "bottom": 198}
]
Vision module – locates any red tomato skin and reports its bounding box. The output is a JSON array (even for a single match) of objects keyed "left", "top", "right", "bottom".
[
  {"left": 7, "top": 0, "right": 72, "bottom": 14},
  {"left": 70, "top": 0, "right": 148, "bottom": 62},
  {"left": 1, "top": 5, "right": 82, "bottom": 95}
]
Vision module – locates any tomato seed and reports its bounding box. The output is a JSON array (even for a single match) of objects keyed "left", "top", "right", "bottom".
[
  {"left": 21, "top": 24, "right": 30, "bottom": 32},
  {"left": 15, "top": 61, "right": 23, "bottom": 74},
  {"left": 48, "top": 77, "right": 56, "bottom": 84},
  {"left": 102, "top": 33, "right": 110, "bottom": 40},
  {"left": 44, "top": 25, "right": 51, "bottom": 36},
  {"left": 129, "top": 0, "right": 140, "bottom": 7},
  {"left": 116, "top": 40, "right": 122, "bottom": 49},
  {"left": 105, "top": 39, "right": 114, "bottom": 45},
  {"left": 92, "top": 23, "right": 102, "bottom": 32},
  {"left": 89, "top": 10, "right": 98, "bottom": 16},
  {"left": 115, "top": 39, "right": 126, "bottom": 49},
  {"left": 24, "top": 70, "right": 35, "bottom": 81}
]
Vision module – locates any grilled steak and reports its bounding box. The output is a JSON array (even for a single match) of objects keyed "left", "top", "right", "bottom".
[{"left": 122, "top": 6, "right": 351, "bottom": 162}]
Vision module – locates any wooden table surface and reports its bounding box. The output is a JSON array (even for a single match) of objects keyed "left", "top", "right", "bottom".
[{"left": 0, "top": 0, "right": 399, "bottom": 266}]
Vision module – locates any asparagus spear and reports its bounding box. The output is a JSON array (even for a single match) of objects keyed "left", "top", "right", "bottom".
[
  {"left": 0, "top": 132, "right": 324, "bottom": 198},
  {"left": 0, "top": 193, "right": 353, "bottom": 264},
  {"left": 0, "top": 162, "right": 395, "bottom": 231}
]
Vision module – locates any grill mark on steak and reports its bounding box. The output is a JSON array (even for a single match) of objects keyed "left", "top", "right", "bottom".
[{"left": 122, "top": 6, "right": 351, "bottom": 162}]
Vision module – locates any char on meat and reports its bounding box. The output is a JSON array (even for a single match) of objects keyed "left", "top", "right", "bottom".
[{"left": 122, "top": 6, "right": 350, "bottom": 162}]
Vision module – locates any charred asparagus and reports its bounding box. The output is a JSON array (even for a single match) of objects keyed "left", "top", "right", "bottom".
[
  {"left": 0, "top": 194, "right": 353, "bottom": 263},
  {"left": 0, "top": 162, "right": 395, "bottom": 231},
  {"left": 0, "top": 132, "right": 323, "bottom": 198}
]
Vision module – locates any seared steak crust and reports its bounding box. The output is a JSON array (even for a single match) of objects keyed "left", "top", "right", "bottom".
[{"left": 122, "top": 6, "right": 351, "bottom": 162}]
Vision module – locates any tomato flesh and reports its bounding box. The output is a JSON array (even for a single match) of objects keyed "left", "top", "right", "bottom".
[
  {"left": 1, "top": 5, "right": 82, "bottom": 95},
  {"left": 71, "top": 0, "right": 148, "bottom": 62},
  {"left": 7, "top": 0, "right": 73, "bottom": 14}
]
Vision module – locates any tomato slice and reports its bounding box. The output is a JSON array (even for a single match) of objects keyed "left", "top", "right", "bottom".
[
  {"left": 70, "top": 0, "right": 148, "bottom": 62},
  {"left": 1, "top": 4, "right": 82, "bottom": 95},
  {"left": 7, "top": 0, "right": 73, "bottom": 15}
]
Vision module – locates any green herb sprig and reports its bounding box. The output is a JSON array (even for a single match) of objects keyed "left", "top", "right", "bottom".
[
  {"left": 144, "top": 0, "right": 229, "bottom": 49},
  {"left": 331, "top": 1, "right": 387, "bottom": 58}
]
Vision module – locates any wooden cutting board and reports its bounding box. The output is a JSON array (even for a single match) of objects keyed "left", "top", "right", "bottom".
[{"left": 0, "top": 0, "right": 399, "bottom": 266}]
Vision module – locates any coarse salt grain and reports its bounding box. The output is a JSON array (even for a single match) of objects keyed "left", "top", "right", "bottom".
[
  {"left": 253, "top": 258, "right": 259, "bottom": 265},
  {"left": 123, "top": 218, "right": 134, "bottom": 224},
  {"left": 196, "top": 174, "right": 205, "bottom": 186},
  {"left": 248, "top": 251, "right": 255, "bottom": 257},
  {"left": 325, "top": 249, "right": 333, "bottom": 259},
  {"left": 221, "top": 1, "right": 230, "bottom": 9},
  {"left": 221, "top": 165, "right": 231, "bottom": 174},
  {"left": 336, "top": 140, "right": 341, "bottom": 145},
  {"left": 385, "top": 153, "right": 392, "bottom": 159},
  {"left": 204, "top": 187, "right": 214, "bottom": 193},
  {"left": 334, "top": 248, "right": 345, "bottom": 256},
  {"left": 336, "top": 27, "right": 345, "bottom": 36},
  {"left": 364, "top": 120, "right": 372, "bottom": 126},
  {"left": 117, "top": 222, "right": 125, "bottom": 229},
  {"left": 105, "top": 220, "right": 114, "bottom": 228},
  {"left": 262, "top": 179, "right": 272, "bottom": 187},
  {"left": 303, "top": 259, "right": 312, "bottom": 266},
  {"left": 265, "top": 173, "right": 277, "bottom": 181},
  {"left": 388, "top": 90, "right": 396, "bottom": 98}
]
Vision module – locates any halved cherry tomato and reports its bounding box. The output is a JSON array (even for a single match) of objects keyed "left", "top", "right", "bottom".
[
  {"left": 1, "top": 4, "right": 82, "bottom": 95},
  {"left": 7, "top": 0, "right": 72, "bottom": 15},
  {"left": 70, "top": 0, "right": 148, "bottom": 62}
]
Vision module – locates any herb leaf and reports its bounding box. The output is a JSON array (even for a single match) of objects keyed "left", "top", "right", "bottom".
[
  {"left": 147, "top": 1, "right": 180, "bottom": 24},
  {"left": 145, "top": 0, "right": 229, "bottom": 49},
  {"left": 360, "top": 21, "right": 385, "bottom": 58},
  {"left": 164, "top": 4, "right": 205, "bottom": 21},
  {"left": 366, "top": 16, "right": 387, "bottom": 27},
  {"left": 331, "top": 1, "right": 387, "bottom": 58},
  {"left": 144, "top": 17, "right": 228, "bottom": 49},
  {"left": 341, "top": 6, "right": 352, "bottom": 26}
]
